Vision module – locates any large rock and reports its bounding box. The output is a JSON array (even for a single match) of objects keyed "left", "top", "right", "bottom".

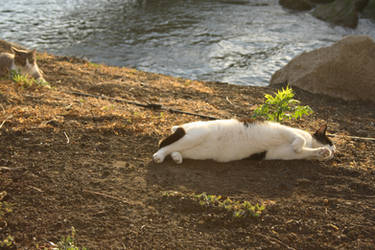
[
  {"left": 279, "top": 0, "right": 313, "bottom": 11},
  {"left": 356, "top": 0, "right": 370, "bottom": 11},
  {"left": 309, "top": 0, "right": 335, "bottom": 3},
  {"left": 362, "top": 0, "right": 375, "bottom": 20},
  {"left": 312, "top": 0, "right": 359, "bottom": 28},
  {"left": 270, "top": 36, "right": 375, "bottom": 102}
]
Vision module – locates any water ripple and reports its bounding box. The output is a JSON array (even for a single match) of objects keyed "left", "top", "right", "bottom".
[{"left": 1, "top": 0, "right": 375, "bottom": 86}]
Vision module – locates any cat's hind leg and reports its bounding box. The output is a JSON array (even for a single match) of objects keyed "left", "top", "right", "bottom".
[
  {"left": 291, "top": 135, "right": 306, "bottom": 153},
  {"left": 153, "top": 127, "right": 208, "bottom": 164}
]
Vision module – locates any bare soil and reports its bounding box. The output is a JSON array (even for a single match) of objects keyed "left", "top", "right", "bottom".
[{"left": 1, "top": 42, "right": 375, "bottom": 249}]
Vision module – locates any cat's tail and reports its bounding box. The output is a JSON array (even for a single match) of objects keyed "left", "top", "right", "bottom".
[{"left": 159, "top": 127, "right": 186, "bottom": 149}]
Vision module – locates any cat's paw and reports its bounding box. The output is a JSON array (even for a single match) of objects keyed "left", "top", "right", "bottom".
[
  {"left": 153, "top": 152, "right": 165, "bottom": 164},
  {"left": 316, "top": 147, "right": 332, "bottom": 160},
  {"left": 171, "top": 152, "right": 183, "bottom": 164}
]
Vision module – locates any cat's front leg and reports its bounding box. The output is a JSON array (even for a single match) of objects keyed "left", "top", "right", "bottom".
[
  {"left": 316, "top": 147, "right": 333, "bottom": 160},
  {"left": 153, "top": 149, "right": 166, "bottom": 163},
  {"left": 171, "top": 152, "right": 183, "bottom": 164}
]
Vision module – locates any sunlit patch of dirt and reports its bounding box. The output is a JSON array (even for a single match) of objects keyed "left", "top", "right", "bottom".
[{"left": 1, "top": 40, "right": 375, "bottom": 249}]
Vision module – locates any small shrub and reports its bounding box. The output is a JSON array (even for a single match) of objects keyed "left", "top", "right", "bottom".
[
  {"left": 253, "top": 85, "right": 313, "bottom": 122},
  {"left": 194, "top": 192, "right": 265, "bottom": 218},
  {"left": 162, "top": 191, "right": 265, "bottom": 218},
  {"left": 87, "top": 62, "right": 100, "bottom": 68},
  {"left": 0, "top": 235, "right": 15, "bottom": 248},
  {"left": 0, "top": 192, "right": 14, "bottom": 248},
  {"left": 56, "top": 226, "right": 86, "bottom": 250},
  {"left": 10, "top": 70, "right": 50, "bottom": 88}
]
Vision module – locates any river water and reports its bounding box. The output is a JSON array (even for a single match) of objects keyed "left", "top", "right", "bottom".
[{"left": 1, "top": 0, "right": 375, "bottom": 86}]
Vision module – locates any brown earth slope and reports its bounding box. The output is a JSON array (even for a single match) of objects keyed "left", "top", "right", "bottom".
[{"left": 1, "top": 42, "right": 375, "bottom": 249}]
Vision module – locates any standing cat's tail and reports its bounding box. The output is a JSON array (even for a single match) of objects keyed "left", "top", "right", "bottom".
[{"left": 159, "top": 127, "right": 186, "bottom": 149}]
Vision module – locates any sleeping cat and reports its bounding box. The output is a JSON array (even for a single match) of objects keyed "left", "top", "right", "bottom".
[
  {"left": 153, "top": 119, "right": 335, "bottom": 164},
  {"left": 0, "top": 47, "right": 45, "bottom": 81}
]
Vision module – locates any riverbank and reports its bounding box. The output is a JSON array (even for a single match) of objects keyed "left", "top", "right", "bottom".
[{"left": 1, "top": 44, "right": 375, "bottom": 248}]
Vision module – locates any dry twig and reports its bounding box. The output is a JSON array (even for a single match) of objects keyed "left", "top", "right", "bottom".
[
  {"left": 0, "top": 115, "right": 13, "bottom": 129},
  {"left": 63, "top": 131, "right": 70, "bottom": 144},
  {"left": 83, "top": 189, "right": 143, "bottom": 206}
]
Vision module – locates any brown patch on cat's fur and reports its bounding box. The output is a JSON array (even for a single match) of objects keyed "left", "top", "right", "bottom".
[
  {"left": 236, "top": 117, "right": 264, "bottom": 127},
  {"left": 313, "top": 124, "right": 333, "bottom": 146},
  {"left": 159, "top": 127, "right": 186, "bottom": 149}
]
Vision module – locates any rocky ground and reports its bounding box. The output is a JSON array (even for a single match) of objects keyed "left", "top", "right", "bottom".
[{"left": 1, "top": 43, "right": 375, "bottom": 249}]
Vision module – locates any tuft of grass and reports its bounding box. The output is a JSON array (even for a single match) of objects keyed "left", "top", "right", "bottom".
[
  {"left": 162, "top": 191, "right": 265, "bottom": 218},
  {"left": 87, "top": 62, "right": 100, "bottom": 68},
  {"left": 56, "top": 226, "right": 86, "bottom": 250},
  {"left": 0, "top": 235, "right": 15, "bottom": 248},
  {"left": 10, "top": 70, "right": 50, "bottom": 88},
  {"left": 0, "top": 191, "right": 15, "bottom": 248},
  {"left": 194, "top": 192, "right": 265, "bottom": 218},
  {"left": 253, "top": 85, "right": 313, "bottom": 122}
]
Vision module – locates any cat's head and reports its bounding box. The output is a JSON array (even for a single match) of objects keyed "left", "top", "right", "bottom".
[
  {"left": 312, "top": 124, "right": 336, "bottom": 155},
  {"left": 11, "top": 47, "right": 36, "bottom": 66},
  {"left": 11, "top": 47, "right": 44, "bottom": 80}
]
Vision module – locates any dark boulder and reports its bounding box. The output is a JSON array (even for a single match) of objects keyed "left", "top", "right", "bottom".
[
  {"left": 312, "top": 0, "right": 359, "bottom": 28},
  {"left": 362, "top": 0, "right": 375, "bottom": 20},
  {"left": 270, "top": 36, "right": 375, "bottom": 103},
  {"left": 279, "top": 0, "right": 313, "bottom": 11},
  {"left": 309, "top": 0, "right": 334, "bottom": 3},
  {"left": 355, "top": 0, "right": 369, "bottom": 11}
]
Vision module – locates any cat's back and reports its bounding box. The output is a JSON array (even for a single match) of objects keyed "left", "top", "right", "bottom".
[
  {"left": 0, "top": 52, "right": 14, "bottom": 68},
  {"left": 181, "top": 119, "right": 243, "bottom": 133},
  {"left": 0, "top": 52, "right": 14, "bottom": 76}
]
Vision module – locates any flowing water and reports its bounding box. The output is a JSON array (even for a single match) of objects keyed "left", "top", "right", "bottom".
[{"left": 1, "top": 0, "right": 375, "bottom": 86}]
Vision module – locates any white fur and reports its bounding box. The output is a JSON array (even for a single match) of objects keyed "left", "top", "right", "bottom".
[
  {"left": 11, "top": 58, "right": 44, "bottom": 81},
  {"left": 153, "top": 119, "right": 335, "bottom": 164}
]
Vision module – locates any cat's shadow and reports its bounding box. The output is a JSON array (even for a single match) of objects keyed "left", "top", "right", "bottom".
[{"left": 146, "top": 158, "right": 325, "bottom": 199}]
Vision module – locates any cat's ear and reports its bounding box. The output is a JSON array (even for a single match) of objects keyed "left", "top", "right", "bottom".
[
  {"left": 11, "top": 47, "right": 23, "bottom": 55},
  {"left": 315, "top": 123, "right": 327, "bottom": 135}
]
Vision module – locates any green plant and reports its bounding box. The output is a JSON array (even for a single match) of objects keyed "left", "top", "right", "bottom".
[
  {"left": 253, "top": 85, "right": 313, "bottom": 122},
  {"left": 10, "top": 70, "right": 50, "bottom": 88},
  {"left": 194, "top": 192, "right": 265, "bottom": 218},
  {"left": 87, "top": 62, "right": 100, "bottom": 68},
  {"left": 56, "top": 226, "right": 86, "bottom": 250},
  {"left": 0, "top": 202, "right": 12, "bottom": 218},
  {"left": 162, "top": 191, "right": 265, "bottom": 218},
  {"left": 1, "top": 192, "right": 14, "bottom": 248},
  {"left": 0, "top": 235, "right": 15, "bottom": 248},
  {"left": 11, "top": 70, "right": 34, "bottom": 87}
]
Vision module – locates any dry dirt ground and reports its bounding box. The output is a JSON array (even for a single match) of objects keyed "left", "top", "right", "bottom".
[{"left": 1, "top": 42, "right": 375, "bottom": 249}]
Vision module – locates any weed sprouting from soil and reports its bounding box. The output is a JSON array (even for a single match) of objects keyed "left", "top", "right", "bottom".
[
  {"left": 162, "top": 191, "right": 265, "bottom": 218},
  {"left": 194, "top": 192, "right": 265, "bottom": 218},
  {"left": 10, "top": 70, "right": 50, "bottom": 88},
  {"left": 55, "top": 226, "right": 86, "bottom": 250},
  {"left": 0, "top": 191, "right": 15, "bottom": 248},
  {"left": 87, "top": 62, "right": 100, "bottom": 68},
  {"left": 253, "top": 85, "right": 313, "bottom": 122}
]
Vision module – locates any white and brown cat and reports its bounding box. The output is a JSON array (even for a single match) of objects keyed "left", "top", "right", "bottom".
[
  {"left": 153, "top": 119, "right": 335, "bottom": 164},
  {"left": 0, "top": 47, "right": 45, "bottom": 81}
]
